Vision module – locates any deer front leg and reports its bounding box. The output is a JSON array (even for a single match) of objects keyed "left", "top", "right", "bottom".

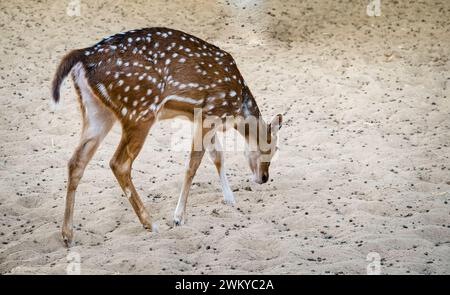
[
  {"left": 173, "top": 149, "right": 205, "bottom": 226},
  {"left": 173, "top": 125, "right": 211, "bottom": 226},
  {"left": 208, "top": 135, "right": 235, "bottom": 205}
]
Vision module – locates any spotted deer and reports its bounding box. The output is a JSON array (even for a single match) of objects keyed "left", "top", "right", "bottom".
[{"left": 52, "top": 27, "right": 282, "bottom": 246}]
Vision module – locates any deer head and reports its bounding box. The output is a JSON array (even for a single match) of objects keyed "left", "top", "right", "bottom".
[{"left": 242, "top": 114, "right": 282, "bottom": 184}]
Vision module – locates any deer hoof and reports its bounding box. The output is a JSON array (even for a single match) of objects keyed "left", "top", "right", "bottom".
[
  {"left": 62, "top": 229, "right": 73, "bottom": 247},
  {"left": 143, "top": 222, "right": 158, "bottom": 233},
  {"left": 173, "top": 217, "right": 184, "bottom": 226}
]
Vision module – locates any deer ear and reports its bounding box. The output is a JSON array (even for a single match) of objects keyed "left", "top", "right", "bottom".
[{"left": 270, "top": 114, "right": 282, "bottom": 134}]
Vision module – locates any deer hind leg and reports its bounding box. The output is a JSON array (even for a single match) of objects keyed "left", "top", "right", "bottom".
[
  {"left": 110, "top": 120, "right": 155, "bottom": 231},
  {"left": 63, "top": 80, "right": 116, "bottom": 246},
  {"left": 207, "top": 135, "right": 235, "bottom": 205},
  {"left": 173, "top": 125, "right": 212, "bottom": 226}
]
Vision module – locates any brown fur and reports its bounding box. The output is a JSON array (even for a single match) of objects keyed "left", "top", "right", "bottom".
[{"left": 52, "top": 27, "right": 281, "bottom": 246}]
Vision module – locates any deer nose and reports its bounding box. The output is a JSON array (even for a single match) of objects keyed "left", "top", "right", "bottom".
[{"left": 261, "top": 173, "right": 269, "bottom": 183}]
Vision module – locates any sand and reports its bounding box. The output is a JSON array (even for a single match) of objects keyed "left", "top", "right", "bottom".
[{"left": 0, "top": 0, "right": 449, "bottom": 274}]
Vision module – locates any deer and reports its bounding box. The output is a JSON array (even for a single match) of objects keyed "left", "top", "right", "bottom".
[{"left": 52, "top": 27, "right": 282, "bottom": 246}]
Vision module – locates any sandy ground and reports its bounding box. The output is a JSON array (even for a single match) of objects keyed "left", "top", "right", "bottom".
[{"left": 0, "top": 0, "right": 449, "bottom": 275}]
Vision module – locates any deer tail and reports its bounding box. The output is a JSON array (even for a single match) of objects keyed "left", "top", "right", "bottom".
[{"left": 51, "top": 49, "right": 85, "bottom": 104}]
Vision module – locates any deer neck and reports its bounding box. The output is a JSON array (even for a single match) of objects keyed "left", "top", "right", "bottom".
[
  {"left": 236, "top": 88, "right": 268, "bottom": 150},
  {"left": 241, "top": 86, "right": 261, "bottom": 119}
]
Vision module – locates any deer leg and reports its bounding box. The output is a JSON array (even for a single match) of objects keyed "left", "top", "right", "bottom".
[
  {"left": 207, "top": 135, "right": 235, "bottom": 205},
  {"left": 63, "top": 88, "right": 115, "bottom": 246},
  {"left": 173, "top": 125, "right": 211, "bottom": 226},
  {"left": 110, "top": 121, "right": 155, "bottom": 231}
]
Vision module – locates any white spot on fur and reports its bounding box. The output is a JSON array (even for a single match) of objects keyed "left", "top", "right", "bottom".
[{"left": 96, "top": 83, "right": 110, "bottom": 100}]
